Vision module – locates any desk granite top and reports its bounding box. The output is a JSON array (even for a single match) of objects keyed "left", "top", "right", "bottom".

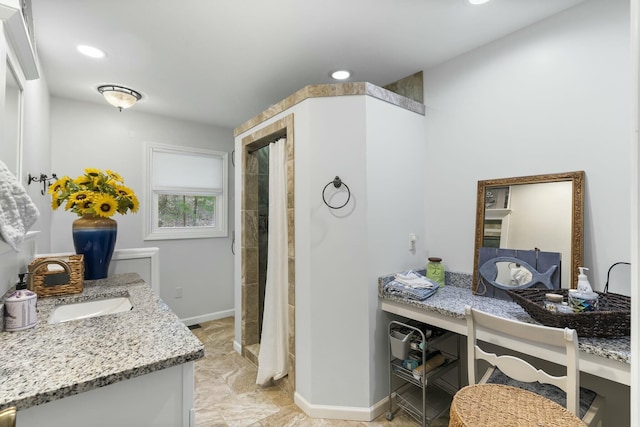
[
  {"left": 378, "top": 271, "right": 630, "bottom": 365},
  {"left": 0, "top": 273, "right": 204, "bottom": 411}
]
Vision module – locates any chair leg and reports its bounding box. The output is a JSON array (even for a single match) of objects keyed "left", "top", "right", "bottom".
[{"left": 581, "top": 394, "right": 604, "bottom": 427}]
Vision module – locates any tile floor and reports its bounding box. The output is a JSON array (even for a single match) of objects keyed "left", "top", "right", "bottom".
[{"left": 191, "top": 317, "right": 451, "bottom": 427}]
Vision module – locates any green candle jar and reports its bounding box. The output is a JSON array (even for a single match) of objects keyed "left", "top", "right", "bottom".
[{"left": 427, "top": 257, "right": 445, "bottom": 288}]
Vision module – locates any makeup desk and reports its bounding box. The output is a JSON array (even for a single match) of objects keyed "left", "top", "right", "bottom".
[{"left": 378, "top": 273, "right": 630, "bottom": 386}]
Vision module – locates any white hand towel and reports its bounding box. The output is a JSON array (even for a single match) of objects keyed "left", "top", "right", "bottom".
[
  {"left": 0, "top": 160, "right": 40, "bottom": 251},
  {"left": 395, "top": 272, "right": 437, "bottom": 289}
]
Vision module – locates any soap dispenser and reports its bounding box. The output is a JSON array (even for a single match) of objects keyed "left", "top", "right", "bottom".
[
  {"left": 5, "top": 273, "right": 38, "bottom": 331},
  {"left": 15, "top": 273, "right": 27, "bottom": 290},
  {"left": 577, "top": 267, "right": 593, "bottom": 293},
  {"left": 569, "top": 267, "right": 599, "bottom": 312}
]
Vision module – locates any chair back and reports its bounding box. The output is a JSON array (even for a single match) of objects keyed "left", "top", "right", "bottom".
[{"left": 464, "top": 305, "right": 580, "bottom": 416}]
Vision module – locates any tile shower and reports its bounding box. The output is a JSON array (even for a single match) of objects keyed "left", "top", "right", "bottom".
[{"left": 240, "top": 114, "right": 295, "bottom": 397}]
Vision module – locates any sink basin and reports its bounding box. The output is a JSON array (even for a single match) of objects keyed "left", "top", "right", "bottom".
[{"left": 48, "top": 297, "right": 133, "bottom": 324}]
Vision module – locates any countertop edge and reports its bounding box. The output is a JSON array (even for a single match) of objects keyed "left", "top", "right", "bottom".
[
  {"left": 0, "top": 273, "right": 206, "bottom": 411},
  {"left": 9, "top": 348, "right": 205, "bottom": 411}
]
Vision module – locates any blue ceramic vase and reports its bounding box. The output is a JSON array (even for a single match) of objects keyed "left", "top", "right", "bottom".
[{"left": 72, "top": 214, "right": 117, "bottom": 280}]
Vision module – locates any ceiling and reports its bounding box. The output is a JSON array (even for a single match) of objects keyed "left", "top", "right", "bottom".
[{"left": 30, "top": 0, "right": 584, "bottom": 129}]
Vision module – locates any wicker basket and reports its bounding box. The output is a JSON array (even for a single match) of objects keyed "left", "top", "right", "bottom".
[
  {"left": 28, "top": 255, "right": 84, "bottom": 297},
  {"left": 507, "top": 289, "right": 630, "bottom": 337}
]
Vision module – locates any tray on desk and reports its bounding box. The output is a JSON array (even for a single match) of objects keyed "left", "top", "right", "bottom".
[{"left": 507, "top": 289, "right": 630, "bottom": 337}]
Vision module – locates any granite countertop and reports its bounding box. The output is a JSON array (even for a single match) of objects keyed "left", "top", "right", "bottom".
[
  {"left": 0, "top": 273, "right": 205, "bottom": 411},
  {"left": 379, "top": 271, "right": 630, "bottom": 365}
]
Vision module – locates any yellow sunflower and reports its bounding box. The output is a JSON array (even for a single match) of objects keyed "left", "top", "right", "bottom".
[
  {"left": 49, "top": 168, "right": 137, "bottom": 217},
  {"left": 115, "top": 184, "right": 134, "bottom": 197},
  {"left": 84, "top": 167, "right": 101, "bottom": 177},
  {"left": 106, "top": 170, "right": 124, "bottom": 183},
  {"left": 70, "top": 190, "right": 92, "bottom": 205},
  {"left": 93, "top": 194, "right": 118, "bottom": 217},
  {"left": 64, "top": 198, "right": 75, "bottom": 211},
  {"left": 129, "top": 193, "right": 140, "bottom": 213},
  {"left": 48, "top": 176, "right": 71, "bottom": 194},
  {"left": 74, "top": 175, "right": 92, "bottom": 186},
  {"left": 80, "top": 199, "right": 93, "bottom": 211},
  {"left": 51, "top": 192, "right": 61, "bottom": 210}
]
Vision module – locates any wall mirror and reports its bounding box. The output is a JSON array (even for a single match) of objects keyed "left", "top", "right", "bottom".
[
  {"left": 1, "top": 60, "right": 23, "bottom": 177},
  {"left": 472, "top": 171, "right": 584, "bottom": 293}
]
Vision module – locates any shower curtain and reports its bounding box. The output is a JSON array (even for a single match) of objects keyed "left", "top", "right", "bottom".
[{"left": 256, "top": 138, "right": 289, "bottom": 386}]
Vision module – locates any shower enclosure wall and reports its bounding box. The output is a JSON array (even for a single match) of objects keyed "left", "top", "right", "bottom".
[
  {"left": 234, "top": 83, "right": 425, "bottom": 418},
  {"left": 236, "top": 114, "right": 296, "bottom": 398}
]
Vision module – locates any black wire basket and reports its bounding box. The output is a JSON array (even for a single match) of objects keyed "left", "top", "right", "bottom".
[{"left": 507, "top": 289, "right": 630, "bottom": 337}]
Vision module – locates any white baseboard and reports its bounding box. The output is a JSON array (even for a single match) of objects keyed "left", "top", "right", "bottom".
[
  {"left": 233, "top": 340, "right": 242, "bottom": 354},
  {"left": 371, "top": 395, "right": 392, "bottom": 421},
  {"left": 180, "top": 309, "right": 234, "bottom": 327},
  {"left": 294, "top": 392, "right": 391, "bottom": 422}
]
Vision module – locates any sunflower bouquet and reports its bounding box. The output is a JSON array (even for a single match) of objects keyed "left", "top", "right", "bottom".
[{"left": 49, "top": 168, "right": 139, "bottom": 218}]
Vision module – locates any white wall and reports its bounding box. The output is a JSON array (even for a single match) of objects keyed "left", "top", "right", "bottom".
[
  {"left": 301, "top": 96, "right": 371, "bottom": 409},
  {"left": 423, "top": 0, "right": 631, "bottom": 294},
  {"left": 297, "top": 94, "right": 426, "bottom": 412},
  {"left": 0, "top": 67, "right": 50, "bottom": 295},
  {"left": 423, "top": 1, "right": 631, "bottom": 424},
  {"left": 235, "top": 94, "right": 427, "bottom": 416},
  {"left": 365, "top": 97, "right": 427, "bottom": 405},
  {"left": 22, "top": 73, "right": 52, "bottom": 254},
  {"left": 49, "top": 98, "right": 235, "bottom": 322}
]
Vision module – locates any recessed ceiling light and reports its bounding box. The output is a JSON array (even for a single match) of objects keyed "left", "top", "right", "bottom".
[
  {"left": 467, "top": 0, "right": 491, "bottom": 4},
  {"left": 77, "top": 45, "right": 106, "bottom": 59},
  {"left": 331, "top": 70, "right": 351, "bottom": 80}
]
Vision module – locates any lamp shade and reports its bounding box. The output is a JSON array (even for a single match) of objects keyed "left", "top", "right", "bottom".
[{"left": 97, "top": 85, "right": 142, "bottom": 111}]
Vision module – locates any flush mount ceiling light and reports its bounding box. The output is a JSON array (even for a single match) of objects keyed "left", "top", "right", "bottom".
[
  {"left": 97, "top": 85, "right": 142, "bottom": 111},
  {"left": 77, "top": 44, "right": 106, "bottom": 59},
  {"left": 467, "top": 0, "right": 491, "bottom": 4},
  {"left": 331, "top": 70, "right": 351, "bottom": 80}
]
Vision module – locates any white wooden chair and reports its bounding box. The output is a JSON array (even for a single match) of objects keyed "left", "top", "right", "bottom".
[{"left": 463, "top": 305, "right": 604, "bottom": 427}]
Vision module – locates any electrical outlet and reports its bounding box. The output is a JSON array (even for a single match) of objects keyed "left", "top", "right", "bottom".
[{"left": 176, "top": 287, "right": 183, "bottom": 298}]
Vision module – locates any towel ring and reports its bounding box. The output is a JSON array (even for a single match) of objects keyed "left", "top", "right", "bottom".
[{"left": 322, "top": 176, "right": 351, "bottom": 209}]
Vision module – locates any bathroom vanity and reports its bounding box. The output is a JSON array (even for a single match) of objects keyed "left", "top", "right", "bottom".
[
  {"left": 379, "top": 272, "right": 630, "bottom": 386},
  {"left": 0, "top": 273, "right": 204, "bottom": 427}
]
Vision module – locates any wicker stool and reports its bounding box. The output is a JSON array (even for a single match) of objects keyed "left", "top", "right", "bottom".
[{"left": 449, "top": 384, "right": 586, "bottom": 427}]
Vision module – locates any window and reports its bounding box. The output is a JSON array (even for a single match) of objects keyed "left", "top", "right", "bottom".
[{"left": 145, "top": 142, "right": 228, "bottom": 240}]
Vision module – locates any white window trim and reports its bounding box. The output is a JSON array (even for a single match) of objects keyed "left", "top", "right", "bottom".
[{"left": 144, "top": 142, "right": 228, "bottom": 240}]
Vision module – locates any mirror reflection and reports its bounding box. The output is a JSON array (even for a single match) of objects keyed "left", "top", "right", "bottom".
[
  {"left": 473, "top": 171, "right": 584, "bottom": 293},
  {"left": 495, "top": 261, "right": 533, "bottom": 287},
  {"left": 1, "top": 61, "right": 22, "bottom": 176}
]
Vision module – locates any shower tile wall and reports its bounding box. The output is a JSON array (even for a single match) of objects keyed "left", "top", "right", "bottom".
[
  {"left": 256, "top": 146, "right": 269, "bottom": 338},
  {"left": 240, "top": 113, "right": 295, "bottom": 399}
]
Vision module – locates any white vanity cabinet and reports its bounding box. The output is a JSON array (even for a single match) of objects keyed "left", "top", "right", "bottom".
[
  {"left": 18, "top": 363, "right": 195, "bottom": 427},
  {"left": 0, "top": 274, "right": 203, "bottom": 427}
]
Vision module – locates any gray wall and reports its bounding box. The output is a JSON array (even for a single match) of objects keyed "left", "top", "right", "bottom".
[
  {"left": 48, "top": 98, "right": 235, "bottom": 323},
  {"left": 0, "top": 71, "right": 50, "bottom": 296},
  {"left": 423, "top": 0, "right": 630, "bottom": 294},
  {"left": 422, "top": 0, "right": 631, "bottom": 424}
]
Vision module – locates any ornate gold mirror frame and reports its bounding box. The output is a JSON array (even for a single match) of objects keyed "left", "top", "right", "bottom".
[{"left": 472, "top": 171, "right": 585, "bottom": 293}]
